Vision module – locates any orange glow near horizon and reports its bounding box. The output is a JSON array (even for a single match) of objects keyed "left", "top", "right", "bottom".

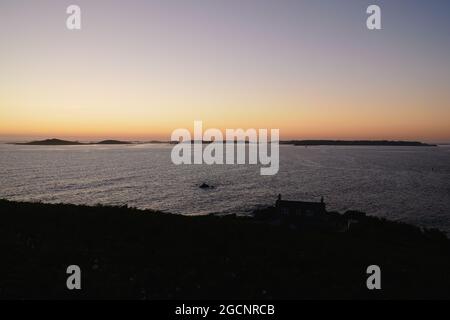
[
  {"left": 1, "top": 1, "right": 450, "bottom": 143},
  {"left": 1, "top": 80, "right": 449, "bottom": 142}
]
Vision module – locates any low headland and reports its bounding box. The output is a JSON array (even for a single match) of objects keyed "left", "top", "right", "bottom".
[
  {"left": 280, "top": 140, "right": 436, "bottom": 147},
  {"left": 1, "top": 199, "right": 449, "bottom": 299}
]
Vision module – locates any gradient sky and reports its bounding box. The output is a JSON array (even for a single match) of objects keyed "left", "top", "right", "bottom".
[{"left": 1, "top": 0, "right": 449, "bottom": 142}]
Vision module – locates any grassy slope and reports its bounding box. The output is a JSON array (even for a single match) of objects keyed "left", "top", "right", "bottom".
[{"left": 0, "top": 199, "right": 449, "bottom": 300}]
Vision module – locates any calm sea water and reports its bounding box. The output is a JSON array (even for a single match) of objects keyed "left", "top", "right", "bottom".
[{"left": 1, "top": 143, "right": 449, "bottom": 232}]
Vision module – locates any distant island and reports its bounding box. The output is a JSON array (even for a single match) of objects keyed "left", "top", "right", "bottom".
[
  {"left": 14, "top": 139, "right": 132, "bottom": 145},
  {"left": 280, "top": 140, "right": 436, "bottom": 147},
  {"left": 11, "top": 138, "right": 436, "bottom": 147},
  {"left": 96, "top": 140, "right": 132, "bottom": 145},
  {"left": 169, "top": 140, "right": 436, "bottom": 146},
  {"left": 14, "top": 138, "right": 85, "bottom": 145}
]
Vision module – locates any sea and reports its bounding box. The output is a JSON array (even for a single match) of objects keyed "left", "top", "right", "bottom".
[{"left": 1, "top": 143, "right": 449, "bottom": 233}]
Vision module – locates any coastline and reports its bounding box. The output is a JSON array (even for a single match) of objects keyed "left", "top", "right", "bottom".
[{"left": 1, "top": 199, "right": 449, "bottom": 299}]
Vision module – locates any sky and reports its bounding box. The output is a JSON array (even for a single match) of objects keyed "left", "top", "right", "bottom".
[{"left": 0, "top": 0, "right": 449, "bottom": 142}]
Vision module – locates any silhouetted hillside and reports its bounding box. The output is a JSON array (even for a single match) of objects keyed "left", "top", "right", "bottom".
[{"left": 1, "top": 199, "right": 449, "bottom": 299}]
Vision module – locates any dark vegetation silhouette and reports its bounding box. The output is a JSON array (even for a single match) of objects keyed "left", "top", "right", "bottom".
[{"left": 1, "top": 199, "right": 449, "bottom": 300}]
